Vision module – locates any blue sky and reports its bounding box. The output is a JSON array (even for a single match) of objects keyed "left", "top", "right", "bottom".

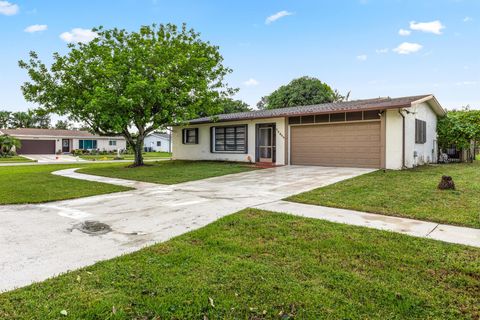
[{"left": 0, "top": 0, "right": 479, "bottom": 113}]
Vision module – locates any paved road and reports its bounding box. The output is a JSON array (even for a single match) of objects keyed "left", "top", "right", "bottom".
[{"left": 0, "top": 165, "right": 372, "bottom": 292}]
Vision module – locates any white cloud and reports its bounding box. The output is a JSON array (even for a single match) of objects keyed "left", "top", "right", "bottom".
[
  {"left": 409, "top": 20, "right": 445, "bottom": 35},
  {"left": 398, "top": 28, "right": 411, "bottom": 36},
  {"left": 0, "top": 1, "right": 19, "bottom": 15},
  {"left": 60, "top": 28, "right": 98, "bottom": 43},
  {"left": 356, "top": 54, "right": 367, "bottom": 61},
  {"left": 24, "top": 24, "right": 48, "bottom": 33},
  {"left": 455, "top": 81, "right": 477, "bottom": 86},
  {"left": 463, "top": 16, "right": 473, "bottom": 22},
  {"left": 393, "top": 42, "right": 423, "bottom": 55},
  {"left": 243, "top": 78, "right": 259, "bottom": 86},
  {"left": 265, "top": 10, "right": 293, "bottom": 24},
  {"left": 376, "top": 48, "right": 389, "bottom": 54}
]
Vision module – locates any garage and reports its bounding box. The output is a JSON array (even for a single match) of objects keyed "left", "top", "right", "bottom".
[
  {"left": 17, "top": 140, "right": 56, "bottom": 154},
  {"left": 290, "top": 121, "right": 382, "bottom": 168}
]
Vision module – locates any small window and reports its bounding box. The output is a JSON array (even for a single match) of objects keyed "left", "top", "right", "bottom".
[
  {"left": 109, "top": 140, "right": 117, "bottom": 146},
  {"left": 315, "top": 114, "right": 329, "bottom": 123},
  {"left": 156, "top": 141, "right": 161, "bottom": 147},
  {"left": 415, "top": 119, "right": 427, "bottom": 144},
  {"left": 212, "top": 125, "right": 247, "bottom": 153},
  {"left": 300, "top": 115, "right": 315, "bottom": 124},
  {"left": 346, "top": 112, "right": 363, "bottom": 121},
  {"left": 182, "top": 128, "right": 199, "bottom": 144},
  {"left": 288, "top": 116, "right": 301, "bottom": 125},
  {"left": 330, "top": 112, "right": 346, "bottom": 122},
  {"left": 363, "top": 110, "right": 381, "bottom": 120}
]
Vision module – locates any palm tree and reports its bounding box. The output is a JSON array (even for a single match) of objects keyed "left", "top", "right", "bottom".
[
  {"left": 0, "top": 111, "right": 11, "bottom": 129},
  {"left": 10, "top": 111, "right": 35, "bottom": 128},
  {"left": 0, "top": 134, "right": 21, "bottom": 157}
]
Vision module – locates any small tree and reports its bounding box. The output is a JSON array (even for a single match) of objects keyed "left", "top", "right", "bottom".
[
  {"left": 55, "top": 120, "right": 71, "bottom": 130},
  {"left": 0, "top": 135, "right": 21, "bottom": 157},
  {"left": 19, "top": 23, "right": 233, "bottom": 166},
  {"left": 437, "top": 108, "right": 480, "bottom": 152},
  {"left": 208, "top": 98, "right": 251, "bottom": 115},
  {"left": 257, "top": 76, "right": 346, "bottom": 110}
]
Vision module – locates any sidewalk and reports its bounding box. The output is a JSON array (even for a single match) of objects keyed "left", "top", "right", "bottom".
[
  {"left": 255, "top": 201, "right": 480, "bottom": 247},
  {"left": 0, "top": 158, "right": 171, "bottom": 166}
]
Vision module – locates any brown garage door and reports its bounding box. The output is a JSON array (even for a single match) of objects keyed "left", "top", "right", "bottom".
[
  {"left": 17, "top": 140, "right": 56, "bottom": 154},
  {"left": 291, "top": 122, "right": 381, "bottom": 168}
]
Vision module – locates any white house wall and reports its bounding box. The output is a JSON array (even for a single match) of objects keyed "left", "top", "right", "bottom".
[
  {"left": 408, "top": 102, "right": 438, "bottom": 166},
  {"left": 385, "top": 103, "right": 438, "bottom": 169},
  {"left": 172, "top": 118, "right": 287, "bottom": 165},
  {"left": 144, "top": 135, "right": 171, "bottom": 152}
]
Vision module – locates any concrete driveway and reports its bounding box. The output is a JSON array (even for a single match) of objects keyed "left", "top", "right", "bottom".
[
  {"left": 0, "top": 165, "right": 372, "bottom": 292},
  {"left": 22, "top": 154, "right": 85, "bottom": 163}
]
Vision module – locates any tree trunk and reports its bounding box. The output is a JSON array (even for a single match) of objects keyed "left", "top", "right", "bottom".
[{"left": 133, "top": 136, "right": 145, "bottom": 167}]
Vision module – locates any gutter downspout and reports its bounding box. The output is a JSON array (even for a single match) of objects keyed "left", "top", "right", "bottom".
[{"left": 398, "top": 109, "right": 406, "bottom": 169}]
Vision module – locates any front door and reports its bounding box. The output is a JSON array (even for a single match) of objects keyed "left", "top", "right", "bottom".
[
  {"left": 62, "top": 139, "right": 70, "bottom": 153},
  {"left": 257, "top": 124, "right": 276, "bottom": 163}
]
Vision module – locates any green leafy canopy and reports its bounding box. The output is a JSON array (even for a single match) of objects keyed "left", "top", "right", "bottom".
[
  {"left": 257, "top": 76, "right": 348, "bottom": 110},
  {"left": 437, "top": 108, "right": 480, "bottom": 150},
  {"left": 19, "top": 23, "right": 235, "bottom": 165}
]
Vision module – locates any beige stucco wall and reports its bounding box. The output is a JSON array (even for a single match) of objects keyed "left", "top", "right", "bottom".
[
  {"left": 385, "top": 102, "right": 439, "bottom": 169},
  {"left": 172, "top": 117, "right": 287, "bottom": 165},
  {"left": 385, "top": 109, "right": 404, "bottom": 170}
]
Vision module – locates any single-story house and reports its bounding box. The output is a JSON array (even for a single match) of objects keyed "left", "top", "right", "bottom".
[
  {"left": 172, "top": 94, "right": 445, "bottom": 169},
  {"left": 144, "top": 132, "right": 172, "bottom": 153},
  {"left": 0, "top": 128, "right": 126, "bottom": 154}
]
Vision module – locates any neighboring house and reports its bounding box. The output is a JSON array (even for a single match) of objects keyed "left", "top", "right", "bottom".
[
  {"left": 144, "top": 132, "right": 171, "bottom": 153},
  {"left": 0, "top": 128, "right": 126, "bottom": 154},
  {"left": 172, "top": 94, "right": 445, "bottom": 170}
]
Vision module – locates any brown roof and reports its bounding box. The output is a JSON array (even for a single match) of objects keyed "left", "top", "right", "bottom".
[
  {"left": 186, "top": 94, "right": 440, "bottom": 124},
  {"left": 0, "top": 128, "right": 97, "bottom": 137}
]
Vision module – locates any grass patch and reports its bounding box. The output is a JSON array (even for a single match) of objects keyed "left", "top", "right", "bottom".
[
  {"left": 1, "top": 209, "right": 478, "bottom": 319},
  {"left": 0, "top": 155, "right": 34, "bottom": 163},
  {"left": 0, "top": 164, "right": 131, "bottom": 204},
  {"left": 78, "top": 160, "right": 256, "bottom": 184},
  {"left": 79, "top": 152, "right": 171, "bottom": 161},
  {"left": 287, "top": 162, "right": 480, "bottom": 228}
]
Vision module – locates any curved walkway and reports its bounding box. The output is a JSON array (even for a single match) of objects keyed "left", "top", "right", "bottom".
[{"left": 52, "top": 168, "right": 159, "bottom": 189}]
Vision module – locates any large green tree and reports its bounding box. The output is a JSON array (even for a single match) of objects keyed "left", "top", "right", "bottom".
[
  {"left": 257, "top": 76, "right": 347, "bottom": 110},
  {"left": 437, "top": 108, "right": 480, "bottom": 152},
  {"left": 19, "top": 23, "right": 233, "bottom": 166}
]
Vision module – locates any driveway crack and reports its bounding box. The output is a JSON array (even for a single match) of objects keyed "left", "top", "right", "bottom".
[{"left": 425, "top": 224, "right": 440, "bottom": 237}]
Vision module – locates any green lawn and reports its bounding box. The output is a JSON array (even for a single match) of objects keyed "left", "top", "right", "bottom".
[
  {"left": 78, "top": 160, "right": 256, "bottom": 184},
  {"left": 1, "top": 209, "right": 478, "bottom": 319},
  {"left": 0, "top": 155, "right": 34, "bottom": 163},
  {"left": 79, "top": 152, "right": 171, "bottom": 161},
  {"left": 287, "top": 162, "right": 480, "bottom": 228},
  {"left": 0, "top": 164, "right": 131, "bottom": 205}
]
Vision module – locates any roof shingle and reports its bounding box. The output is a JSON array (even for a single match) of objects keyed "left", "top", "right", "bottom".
[
  {"left": 0, "top": 128, "right": 119, "bottom": 138},
  {"left": 186, "top": 94, "right": 434, "bottom": 124}
]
